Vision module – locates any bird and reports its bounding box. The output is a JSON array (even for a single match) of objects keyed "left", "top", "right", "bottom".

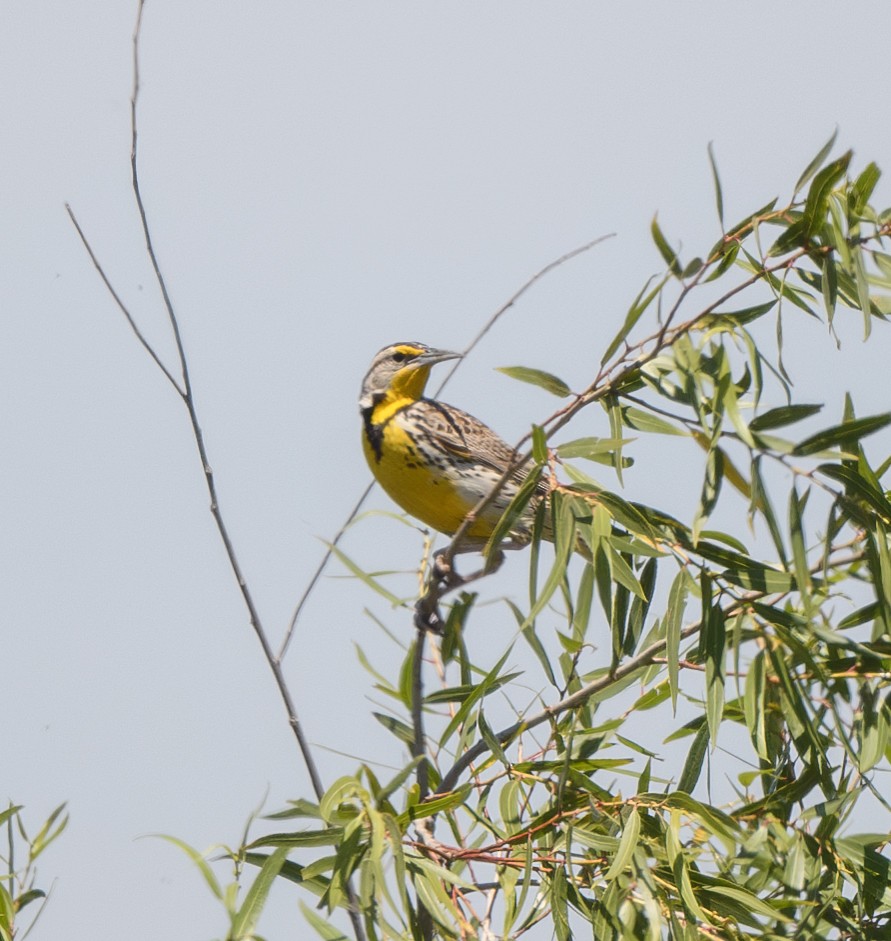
[{"left": 359, "top": 341, "right": 547, "bottom": 561}]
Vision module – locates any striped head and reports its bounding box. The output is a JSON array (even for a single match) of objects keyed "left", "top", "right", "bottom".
[{"left": 359, "top": 342, "right": 461, "bottom": 411}]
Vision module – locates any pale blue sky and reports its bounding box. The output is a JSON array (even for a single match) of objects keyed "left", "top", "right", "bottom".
[{"left": 4, "top": 3, "right": 891, "bottom": 938}]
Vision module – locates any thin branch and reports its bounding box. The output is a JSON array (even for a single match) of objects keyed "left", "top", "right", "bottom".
[
  {"left": 436, "top": 235, "right": 615, "bottom": 390},
  {"left": 278, "top": 481, "right": 373, "bottom": 662},
  {"left": 65, "top": 205, "right": 183, "bottom": 394},
  {"left": 129, "top": 0, "right": 190, "bottom": 398},
  {"left": 70, "top": 197, "right": 327, "bottom": 803}
]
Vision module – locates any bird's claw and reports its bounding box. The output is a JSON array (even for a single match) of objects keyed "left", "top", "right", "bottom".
[
  {"left": 414, "top": 596, "right": 445, "bottom": 634},
  {"left": 432, "top": 550, "right": 464, "bottom": 589}
]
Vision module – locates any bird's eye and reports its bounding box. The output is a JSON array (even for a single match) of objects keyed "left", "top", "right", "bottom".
[{"left": 392, "top": 351, "right": 407, "bottom": 363}]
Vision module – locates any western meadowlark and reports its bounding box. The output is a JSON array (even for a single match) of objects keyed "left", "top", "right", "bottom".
[{"left": 360, "top": 341, "right": 546, "bottom": 558}]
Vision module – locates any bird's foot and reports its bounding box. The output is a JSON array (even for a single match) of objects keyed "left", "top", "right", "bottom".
[
  {"left": 414, "top": 594, "right": 446, "bottom": 633},
  {"left": 432, "top": 549, "right": 465, "bottom": 589}
]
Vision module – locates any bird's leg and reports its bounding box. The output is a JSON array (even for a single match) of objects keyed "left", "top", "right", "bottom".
[
  {"left": 430, "top": 548, "right": 464, "bottom": 588},
  {"left": 414, "top": 545, "right": 509, "bottom": 633},
  {"left": 413, "top": 547, "right": 465, "bottom": 633}
]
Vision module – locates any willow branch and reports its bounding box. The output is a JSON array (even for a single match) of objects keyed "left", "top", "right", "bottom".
[
  {"left": 422, "top": 236, "right": 821, "bottom": 605},
  {"left": 434, "top": 542, "right": 863, "bottom": 796}
]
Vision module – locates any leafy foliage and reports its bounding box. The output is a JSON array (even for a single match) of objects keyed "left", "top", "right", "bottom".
[
  {"left": 171, "top": 141, "right": 891, "bottom": 939},
  {"left": 0, "top": 803, "right": 67, "bottom": 941}
]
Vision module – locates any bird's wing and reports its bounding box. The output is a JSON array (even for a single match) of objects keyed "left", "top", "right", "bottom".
[{"left": 411, "top": 399, "right": 533, "bottom": 477}]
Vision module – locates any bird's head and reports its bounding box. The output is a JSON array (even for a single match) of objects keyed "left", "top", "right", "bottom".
[{"left": 359, "top": 342, "right": 461, "bottom": 411}]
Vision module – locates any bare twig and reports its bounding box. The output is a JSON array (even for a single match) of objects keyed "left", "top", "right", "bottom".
[
  {"left": 65, "top": 205, "right": 183, "bottom": 393},
  {"left": 68, "top": 3, "right": 369, "bottom": 937}
]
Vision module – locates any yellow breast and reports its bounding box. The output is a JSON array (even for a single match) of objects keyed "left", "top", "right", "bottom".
[
  {"left": 362, "top": 403, "right": 504, "bottom": 540},
  {"left": 362, "top": 420, "right": 477, "bottom": 538}
]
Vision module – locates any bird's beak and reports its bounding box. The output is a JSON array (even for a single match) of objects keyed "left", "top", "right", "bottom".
[{"left": 416, "top": 347, "right": 462, "bottom": 367}]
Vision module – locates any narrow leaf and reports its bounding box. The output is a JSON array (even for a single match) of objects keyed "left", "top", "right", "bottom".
[
  {"left": 794, "top": 128, "right": 839, "bottom": 194},
  {"left": 707, "top": 142, "right": 724, "bottom": 228},
  {"left": 677, "top": 722, "right": 709, "bottom": 793},
  {"left": 329, "top": 546, "right": 403, "bottom": 606},
  {"left": 153, "top": 834, "right": 224, "bottom": 901},
  {"left": 604, "top": 807, "right": 640, "bottom": 882},
  {"left": 749, "top": 403, "right": 823, "bottom": 432},
  {"left": 651, "top": 215, "right": 683, "bottom": 277},
  {"left": 792, "top": 413, "right": 891, "bottom": 456},
  {"left": 231, "top": 846, "right": 288, "bottom": 938},
  {"left": 496, "top": 365, "right": 571, "bottom": 397},
  {"left": 602, "top": 275, "right": 667, "bottom": 364}
]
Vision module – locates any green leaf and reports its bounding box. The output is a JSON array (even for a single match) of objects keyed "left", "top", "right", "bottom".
[
  {"left": 531, "top": 423, "right": 548, "bottom": 463},
  {"left": 620, "top": 405, "right": 688, "bottom": 436},
  {"left": 482, "top": 459, "right": 545, "bottom": 560},
  {"left": 750, "top": 456, "right": 787, "bottom": 564},
  {"left": 705, "top": 238, "right": 740, "bottom": 281},
  {"left": 556, "top": 437, "right": 632, "bottom": 460},
  {"left": 28, "top": 802, "right": 68, "bottom": 860},
  {"left": 231, "top": 846, "right": 288, "bottom": 939},
  {"left": 439, "top": 646, "right": 514, "bottom": 746},
  {"left": 792, "top": 412, "right": 891, "bottom": 456},
  {"left": 651, "top": 214, "right": 683, "bottom": 277},
  {"left": 604, "top": 807, "right": 640, "bottom": 882},
  {"left": 153, "top": 834, "right": 224, "bottom": 901},
  {"left": 677, "top": 722, "right": 709, "bottom": 793},
  {"left": 801, "top": 150, "right": 852, "bottom": 240},
  {"left": 372, "top": 712, "right": 415, "bottom": 745},
  {"left": 0, "top": 884, "right": 14, "bottom": 941},
  {"left": 265, "top": 799, "right": 321, "bottom": 821},
  {"left": 838, "top": 602, "right": 880, "bottom": 630},
  {"left": 551, "top": 867, "right": 571, "bottom": 941},
  {"left": 818, "top": 462, "right": 891, "bottom": 522},
  {"left": 749, "top": 403, "right": 823, "bottom": 432},
  {"left": 602, "top": 275, "right": 668, "bottom": 365},
  {"left": 247, "top": 829, "right": 344, "bottom": 849},
  {"left": 520, "top": 495, "right": 577, "bottom": 631},
  {"left": 703, "top": 601, "right": 726, "bottom": 748},
  {"left": 496, "top": 365, "right": 571, "bottom": 397},
  {"left": 788, "top": 486, "right": 812, "bottom": 599},
  {"left": 665, "top": 570, "right": 689, "bottom": 712},
  {"left": 478, "top": 709, "right": 509, "bottom": 767},
  {"left": 705, "top": 884, "right": 793, "bottom": 923},
  {"left": 424, "top": 673, "right": 520, "bottom": 704},
  {"left": 404, "top": 787, "right": 471, "bottom": 822},
  {"left": 821, "top": 253, "right": 838, "bottom": 320},
  {"left": 707, "top": 141, "right": 724, "bottom": 228},
  {"left": 701, "top": 300, "right": 777, "bottom": 328},
  {"left": 794, "top": 128, "right": 839, "bottom": 194},
  {"left": 725, "top": 196, "right": 779, "bottom": 240},
  {"left": 519, "top": 616, "right": 558, "bottom": 687},
  {"left": 607, "top": 545, "right": 647, "bottom": 601},
  {"left": 299, "top": 900, "right": 349, "bottom": 940},
  {"left": 665, "top": 810, "right": 709, "bottom": 923},
  {"left": 0, "top": 805, "right": 22, "bottom": 829},
  {"left": 851, "top": 161, "right": 881, "bottom": 214},
  {"left": 857, "top": 686, "right": 890, "bottom": 772},
  {"left": 329, "top": 546, "right": 404, "bottom": 607},
  {"left": 592, "top": 490, "right": 661, "bottom": 543}
]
